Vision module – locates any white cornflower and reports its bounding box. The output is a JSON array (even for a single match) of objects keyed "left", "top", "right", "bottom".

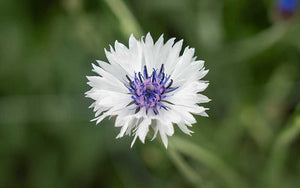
[{"left": 86, "top": 33, "right": 210, "bottom": 148}]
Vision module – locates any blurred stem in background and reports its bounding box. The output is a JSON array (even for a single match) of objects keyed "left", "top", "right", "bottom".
[
  {"left": 238, "top": 63, "right": 297, "bottom": 150},
  {"left": 196, "top": 0, "right": 223, "bottom": 51},
  {"left": 63, "top": 0, "right": 104, "bottom": 53},
  {"left": 168, "top": 147, "right": 203, "bottom": 187},
  {"left": 170, "top": 137, "right": 246, "bottom": 188},
  {"left": 104, "top": 0, "right": 143, "bottom": 38},
  {"left": 264, "top": 104, "right": 300, "bottom": 188},
  {"left": 213, "top": 23, "right": 287, "bottom": 66}
]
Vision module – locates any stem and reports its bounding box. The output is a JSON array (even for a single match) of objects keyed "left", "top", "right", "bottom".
[
  {"left": 171, "top": 136, "right": 246, "bottom": 188},
  {"left": 213, "top": 23, "right": 287, "bottom": 66},
  {"left": 264, "top": 110, "right": 300, "bottom": 188},
  {"left": 104, "top": 0, "right": 143, "bottom": 38},
  {"left": 168, "top": 145, "right": 203, "bottom": 188}
]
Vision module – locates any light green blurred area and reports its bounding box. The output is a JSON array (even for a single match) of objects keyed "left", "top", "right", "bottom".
[{"left": 0, "top": 0, "right": 300, "bottom": 188}]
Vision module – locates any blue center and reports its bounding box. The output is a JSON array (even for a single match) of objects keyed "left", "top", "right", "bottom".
[
  {"left": 125, "top": 64, "right": 178, "bottom": 115},
  {"left": 278, "top": 0, "right": 299, "bottom": 12}
]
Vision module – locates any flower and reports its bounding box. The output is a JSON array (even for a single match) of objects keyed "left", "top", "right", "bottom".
[
  {"left": 276, "top": 0, "right": 299, "bottom": 19},
  {"left": 278, "top": 0, "right": 298, "bottom": 12},
  {"left": 86, "top": 33, "right": 210, "bottom": 148}
]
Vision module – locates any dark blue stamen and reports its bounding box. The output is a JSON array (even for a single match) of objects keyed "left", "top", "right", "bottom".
[
  {"left": 160, "top": 73, "right": 165, "bottom": 84},
  {"left": 166, "top": 87, "right": 179, "bottom": 93},
  {"left": 129, "top": 83, "right": 135, "bottom": 90},
  {"left": 152, "top": 71, "right": 156, "bottom": 82},
  {"left": 134, "top": 73, "right": 139, "bottom": 83},
  {"left": 143, "top": 65, "right": 148, "bottom": 78},
  {"left": 125, "top": 64, "right": 178, "bottom": 115},
  {"left": 138, "top": 72, "right": 143, "bottom": 82},
  {"left": 159, "top": 64, "right": 164, "bottom": 76},
  {"left": 166, "top": 79, "right": 173, "bottom": 89},
  {"left": 126, "top": 75, "right": 132, "bottom": 82},
  {"left": 163, "top": 75, "right": 171, "bottom": 85},
  {"left": 153, "top": 107, "right": 159, "bottom": 115}
]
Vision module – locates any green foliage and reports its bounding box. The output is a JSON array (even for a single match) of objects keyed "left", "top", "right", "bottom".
[{"left": 0, "top": 0, "right": 300, "bottom": 187}]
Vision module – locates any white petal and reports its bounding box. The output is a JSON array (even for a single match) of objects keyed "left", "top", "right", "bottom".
[
  {"left": 87, "top": 64, "right": 127, "bottom": 93},
  {"left": 105, "top": 44, "right": 142, "bottom": 76},
  {"left": 160, "top": 132, "right": 168, "bottom": 148},
  {"left": 145, "top": 32, "right": 154, "bottom": 45},
  {"left": 177, "top": 122, "right": 194, "bottom": 136},
  {"left": 171, "top": 47, "right": 196, "bottom": 83},
  {"left": 129, "top": 34, "right": 138, "bottom": 48},
  {"left": 150, "top": 121, "right": 159, "bottom": 141},
  {"left": 164, "top": 39, "right": 183, "bottom": 73},
  {"left": 157, "top": 120, "right": 175, "bottom": 148},
  {"left": 116, "top": 116, "right": 135, "bottom": 138},
  {"left": 131, "top": 134, "right": 138, "bottom": 148},
  {"left": 96, "top": 60, "right": 126, "bottom": 81},
  {"left": 158, "top": 123, "right": 169, "bottom": 148},
  {"left": 136, "top": 118, "right": 151, "bottom": 143}
]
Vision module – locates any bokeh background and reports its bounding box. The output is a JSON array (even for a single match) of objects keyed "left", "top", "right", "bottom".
[{"left": 1, "top": 0, "right": 300, "bottom": 187}]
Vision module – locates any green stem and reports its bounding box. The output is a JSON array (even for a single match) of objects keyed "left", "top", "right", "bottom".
[
  {"left": 171, "top": 136, "right": 246, "bottom": 188},
  {"left": 168, "top": 146, "right": 203, "bottom": 188},
  {"left": 104, "top": 0, "right": 143, "bottom": 37},
  {"left": 214, "top": 23, "right": 287, "bottom": 66},
  {"left": 264, "top": 110, "right": 300, "bottom": 188}
]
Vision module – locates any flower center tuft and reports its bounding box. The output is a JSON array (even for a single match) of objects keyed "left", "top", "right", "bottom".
[{"left": 126, "top": 64, "right": 178, "bottom": 115}]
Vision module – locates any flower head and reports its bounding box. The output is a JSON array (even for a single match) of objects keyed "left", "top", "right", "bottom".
[
  {"left": 276, "top": 0, "right": 299, "bottom": 19},
  {"left": 86, "top": 33, "right": 210, "bottom": 148}
]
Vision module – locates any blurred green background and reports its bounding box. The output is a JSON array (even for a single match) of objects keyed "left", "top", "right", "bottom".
[{"left": 1, "top": 0, "right": 300, "bottom": 187}]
